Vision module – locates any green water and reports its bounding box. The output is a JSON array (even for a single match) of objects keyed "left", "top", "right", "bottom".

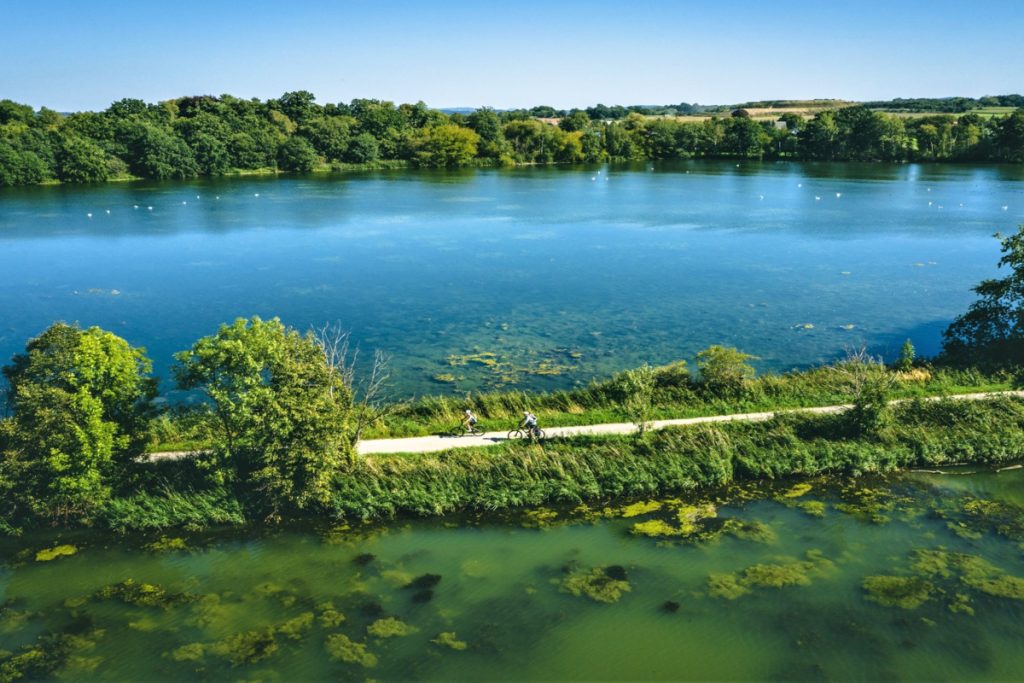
[
  {"left": 3, "top": 468, "right": 1023, "bottom": 681},
  {"left": 1, "top": 161, "right": 1022, "bottom": 397}
]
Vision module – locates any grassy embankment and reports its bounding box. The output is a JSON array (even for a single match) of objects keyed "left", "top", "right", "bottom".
[
  {"left": 147, "top": 363, "right": 1013, "bottom": 452},
  {"left": 111, "top": 394, "right": 1024, "bottom": 532}
]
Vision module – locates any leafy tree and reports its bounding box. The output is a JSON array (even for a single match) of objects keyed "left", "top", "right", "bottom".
[
  {"left": 126, "top": 123, "right": 198, "bottom": 179},
  {"left": 55, "top": 134, "right": 110, "bottom": 183},
  {"left": 299, "top": 116, "right": 353, "bottom": 161},
  {"left": 277, "top": 136, "right": 319, "bottom": 172},
  {"left": 695, "top": 345, "right": 757, "bottom": 397},
  {"left": 344, "top": 132, "right": 380, "bottom": 163},
  {"left": 173, "top": 317, "right": 354, "bottom": 518},
  {"left": 410, "top": 124, "right": 479, "bottom": 167},
  {"left": 995, "top": 109, "right": 1024, "bottom": 162},
  {"left": 896, "top": 339, "right": 916, "bottom": 372},
  {"left": 276, "top": 90, "right": 318, "bottom": 125},
  {"left": 943, "top": 226, "right": 1024, "bottom": 366},
  {"left": 617, "top": 364, "right": 656, "bottom": 435},
  {"left": 0, "top": 141, "right": 48, "bottom": 186},
  {"left": 558, "top": 111, "right": 591, "bottom": 133},
  {"left": 2, "top": 323, "right": 156, "bottom": 521},
  {"left": 188, "top": 132, "right": 231, "bottom": 175}
]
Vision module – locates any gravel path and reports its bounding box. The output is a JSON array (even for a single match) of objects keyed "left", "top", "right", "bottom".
[{"left": 147, "top": 391, "right": 1024, "bottom": 460}]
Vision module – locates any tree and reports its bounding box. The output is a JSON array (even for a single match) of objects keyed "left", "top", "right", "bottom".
[
  {"left": 277, "top": 136, "right": 319, "bottom": 172},
  {"left": 834, "top": 348, "right": 897, "bottom": 437},
  {"left": 896, "top": 339, "right": 916, "bottom": 372},
  {"left": 943, "top": 226, "right": 1024, "bottom": 367},
  {"left": 410, "top": 124, "right": 479, "bottom": 167},
  {"left": 174, "top": 317, "right": 353, "bottom": 519},
  {"left": 695, "top": 346, "right": 757, "bottom": 397},
  {"left": 617, "top": 364, "right": 656, "bottom": 435},
  {"left": 2, "top": 323, "right": 156, "bottom": 521},
  {"left": 343, "top": 132, "right": 380, "bottom": 163},
  {"left": 55, "top": 134, "right": 110, "bottom": 183}
]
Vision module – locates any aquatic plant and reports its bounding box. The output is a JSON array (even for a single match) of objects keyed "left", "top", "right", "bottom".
[
  {"left": 353, "top": 552, "right": 376, "bottom": 565},
  {"left": 797, "top": 501, "right": 827, "bottom": 517},
  {"left": 561, "top": 566, "right": 632, "bottom": 603},
  {"left": 167, "top": 643, "right": 206, "bottom": 662},
  {"left": 862, "top": 576, "right": 934, "bottom": 609},
  {"left": 325, "top": 633, "right": 377, "bottom": 668},
  {"left": 781, "top": 483, "right": 813, "bottom": 498},
  {"left": 661, "top": 600, "right": 681, "bottom": 613},
  {"left": 208, "top": 628, "right": 279, "bottom": 665},
  {"left": 432, "top": 631, "right": 467, "bottom": 650},
  {"left": 708, "top": 551, "right": 834, "bottom": 599},
  {"left": 722, "top": 519, "right": 777, "bottom": 544},
  {"left": 95, "top": 579, "right": 195, "bottom": 608},
  {"left": 277, "top": 612, "right": 314, "bottom": 640},
  {"left": 367, "top": 617, "right": 418, "bottom": 638},
  {"left": 619, "top": 500, "right": 662, "bottom": 518},
  {"left": 706, "top": 573, "right": 750, "bottom": 600},
  {"left": 317, "top": 602, "right": 346, "bottom": 628},
  {"left": 34, "top": 545, "right": 77, "bottom": 562},
  {"left": 630, "top": 519, "right": 682, "bottom": 538},
  {"left": 0, "top": 629, "right": 104, "bottom": 683},
  {"left": 521, "top": 508, "right": 560, "bottom": 528},
  {"left": 143, "top": 536, "right": 188, "bottom": 553}
]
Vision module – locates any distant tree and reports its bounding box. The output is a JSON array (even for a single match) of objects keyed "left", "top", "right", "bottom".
[
  {"left": 276, "top": 90, "right": 318, "bottom": 125},
  {"left": 558, "top": 111, "right": 591, "bottom": 133},
  {"left": 0, "top": 141, "right": 48, "bottom": 186},
  {"left": 0, "top": 99, "right": 34, "bottom": 125},
  {"left": 995, "top": 109, "right": 1024, "bottom": 162},
  {"left": 174, "top": 317, "right": 354, "bottom": 519},
  {"left": 126, "top": 123, "right": 198, "bottom": 179},
  {"left": 277, "top": 136, "right": 319, "bottom": 172},
  {"left": 299, "top": 116, "right": 354, "bottom": 161},
  {"left": 343, "top": 132, "right": 380, "bottom": 163},
  {"left": 943, "top": 226, "right": 1024, "bottom": 367},
  {"left": 188, "top": 132, "right": 231, "bottom": 175},
  {"left": 896, "top": 339, "right": 916, "bottom": 372},
  {"left": 55, "top": 134, "right": 110, "bottom": 182},
  {"left": 410, "top": 124, "right": 479, "bottom": 167}
]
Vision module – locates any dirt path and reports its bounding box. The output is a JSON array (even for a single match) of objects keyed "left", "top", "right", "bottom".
[
  {"left": 147, "top": 391, "right": 1023, "bottom": 460},
  {"left": 356, "top": 390, "right": 1024, "bottom": 455}
]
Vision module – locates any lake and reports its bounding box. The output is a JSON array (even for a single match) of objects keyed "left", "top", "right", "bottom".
[
  {"left": 1, "top": 161, "right": 1022, "bottom": 397},
  {"left": 2, "top": 467, "right": 1022, "bottom": 681}
]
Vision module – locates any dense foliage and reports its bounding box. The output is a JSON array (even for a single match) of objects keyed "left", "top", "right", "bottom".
[
  {"left": 0, "top": 323, "right": 155, "bottom": 522},
  {"left": 174, "top": 317, "right": 354, "bottom": 519},
  {"left": 943, "top": 226, "right": 1024, "bottom": 367},
  {"left": 1, "top": 92, "right": 1023, "bottom": 186}
]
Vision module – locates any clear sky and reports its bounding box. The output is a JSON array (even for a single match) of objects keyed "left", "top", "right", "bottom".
[{"left": 3, "top": 0, "right": 1022, "bottom": 111}]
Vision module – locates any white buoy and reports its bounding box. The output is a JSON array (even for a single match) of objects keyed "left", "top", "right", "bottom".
[
  {"left": 254, "top": 193, "right": 260, "bottom": 197},
  {"left": 105, "top": 209, "right": 111, "bottom": 214},
  {"left": 86, "top": 213, "right": 92, "bottom": 218},
  {"left": 1003, "top": 205, "right": 1009, "bottom": 211},
  {"left": 815, "top": 196, "right": 821, "bottom": 201},
  {"left": 196, "top": 195, "right": 200, "bottom": 199},
  {"left": 836, "top": 192, "right": 842, "bottom": 198},
  {"left": 797, "top": 183, "right": 802, "bottom": 188},
  {"left": 928, "top": 201, "right": 933, "bottom": 206},
  {"left": 215, "top": 196, "right": 220, "bottom": 199},
  {"left": 759, "top": 195, "right": 764, "bottom": 200},
  {"left": 147, "top": 206, "right": 153, "bottom": 211},
  {"left": 133, "top": 205, "right": 139, "bottom": 209}
]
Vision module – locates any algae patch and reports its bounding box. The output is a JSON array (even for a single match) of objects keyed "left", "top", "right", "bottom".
[
  {"left": 561, "top": 566, "right": 632, "bottom": 603},
  {"left": 35, "top": 545, "right": 77, "bottom": 562},
  {"left": 325, "top": 633, "right": 377, "bottom": 668},
  {"left": 432, "top": 631, "right": 468, "bottom": 650}
]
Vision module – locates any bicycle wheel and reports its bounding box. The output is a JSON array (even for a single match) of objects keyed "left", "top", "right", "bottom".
[
  {"left": 469, "top": 426, "right": 484, "bottom": 436},
  {"left": 535, "top": 429, "right": 546, "bottom": 440},
  {"left": 507, "top": 429, "right": 524, "bottom": 440}
]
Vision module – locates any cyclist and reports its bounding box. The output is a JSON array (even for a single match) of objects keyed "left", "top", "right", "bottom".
[
  {"left": 521, "top": 411, "right": 540, "bottom": 438},
  {"left": 463, "top": 409, "right": 479, "bottom": 433}
]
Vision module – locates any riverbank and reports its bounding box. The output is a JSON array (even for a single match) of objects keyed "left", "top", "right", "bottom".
[{"left": 96, "top": 394, "right": 1024, "bottom": 533}]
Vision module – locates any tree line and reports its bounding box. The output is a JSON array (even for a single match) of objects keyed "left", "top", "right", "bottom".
[{"left": 1, "top": 92, "right": 1023, "bottom": 186}]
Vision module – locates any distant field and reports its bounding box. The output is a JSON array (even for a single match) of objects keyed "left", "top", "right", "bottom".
[{"left": 869, "top": 106, "right": 1017, "bottom": 119}]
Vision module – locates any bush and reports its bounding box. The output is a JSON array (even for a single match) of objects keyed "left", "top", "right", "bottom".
[{"left": 696, "top": 345, "right": 757, "bottom": 398}]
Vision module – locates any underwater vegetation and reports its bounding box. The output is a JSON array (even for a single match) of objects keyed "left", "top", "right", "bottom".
[
  {"left": 561, "top": 565, "right": 632, "bottom": 603},
  {"left": 34, "top": 545, "right": 77, "bottom": 562},
  {"left": 95, "top": 579, "right": 196, "bottom": 608},
  {"left": 863, "top": 548, "right": 1024, "bottom": 614},
  {"left": 325, "top": 633, "right": 378, "bottom": 668},
  {"left": 431, "top": 631, "right": 467, "bottom": 650},
  {"left": 367, "top": 617, "right": 418, "bottom": 638},
  {"left": 708, "top": 550, "right": 836, "bottom": 600}
]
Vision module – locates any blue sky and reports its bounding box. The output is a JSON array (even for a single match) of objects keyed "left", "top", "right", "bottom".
[{"left": 3, "top": 0, "right": 1022, "bottom": 111}]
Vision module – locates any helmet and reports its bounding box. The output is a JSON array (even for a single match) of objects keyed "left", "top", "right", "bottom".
[{"left": 465, "top": 409, "right": 472, "bottom": 415}]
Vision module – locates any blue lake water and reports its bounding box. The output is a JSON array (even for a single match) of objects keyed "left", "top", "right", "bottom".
[{"left": 1, "top": 161, "right": 1022, "bottom": 397}]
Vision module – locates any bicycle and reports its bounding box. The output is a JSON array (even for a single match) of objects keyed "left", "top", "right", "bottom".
[
  {"left": 450, "top": 422, "right": 484, "bottom": 437},
  {"left": 507, "top": 426, "right": 546, "bottom": 441}
]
